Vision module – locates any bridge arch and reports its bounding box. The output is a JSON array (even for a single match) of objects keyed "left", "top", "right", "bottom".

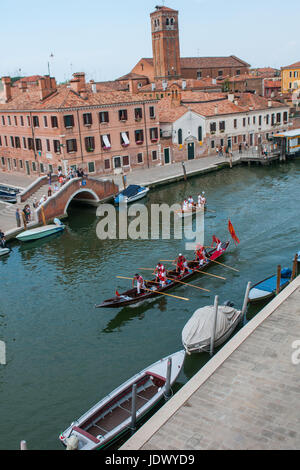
[{"left": 64, "top": 188, "right": 100, "bottom": 214}]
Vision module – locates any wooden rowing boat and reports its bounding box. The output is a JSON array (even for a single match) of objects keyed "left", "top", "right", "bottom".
[
  {"left": 59, "top": 350, "right": 185, "bottom": 450},
  {"left": 176, "top": 204, "right": 206, "bottom": 218},
  {"left": 96, "top": 241, "right": 229, "bottom": 308}
]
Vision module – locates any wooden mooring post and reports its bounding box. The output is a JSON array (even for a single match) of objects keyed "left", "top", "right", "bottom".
[
  {"left": 130, "top": 383, "right": 137, "bottom": 433},
  {"left": 291, "top": 254, "right": 298, "bottom": 281},
  {"left": 182, "top": 162, "right": 187, "bottom": 181},
  {"left": 276, "top": 265, "right": 281, "bottom": 295},
  {"left": 210, "top": 295, "right": 219, "bottom": 356}
]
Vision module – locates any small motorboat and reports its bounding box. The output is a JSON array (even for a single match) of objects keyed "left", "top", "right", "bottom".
[
  {"left": 0, "top": 247, "right": 10, "bottom": 257},
  {"left": 248, "top": 267, "right": 292, "bottom": 303},
  {"left": 59, "top": 350, "right": 185, "bottom": 450},
  {"left": 16, "top": 218, "right": 65, "bottom": 242},
  {"left": 114, "top": 185, "right": 149, "bottom": 204},
  {"left": 182, "top": 303, "right": 242, "bottom": 354}
]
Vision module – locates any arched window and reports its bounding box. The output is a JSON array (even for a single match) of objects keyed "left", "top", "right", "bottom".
[
  {"left": 178, "top": 128, "right": 183, "bottom": 145},
  {"left": 198, "top": 126, "right": 202, "bottom": 142},
  {"left": 170, "top": 17, "right": 174, "bottom": 25},
  {"left": 166, "top": 18, "right": 169, "bottom": 25}
]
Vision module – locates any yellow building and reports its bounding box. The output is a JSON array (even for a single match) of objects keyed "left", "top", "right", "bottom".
[{"left": 281, "top": 61, "right": 300, "bottom": 93}]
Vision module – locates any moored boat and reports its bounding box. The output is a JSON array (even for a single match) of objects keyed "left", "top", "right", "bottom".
[
  {"left": 248, "top": 267, "right": 292, "bottom": 302},
  {"left": 96, "top": 241, "right": 229, "bottom": 308},
  {"left": 0, "top": 185, "right": 20, "bottom": 203},
  {"left": 59, "top": 350, "right": 185, "bottom": 450},
  {"left": 16, "top": 218, "right": 65, "bottom": 242},
  {"left": 114, "top": 185, "right": 149, "bottom": 205},
  {"left": 182, "top": 303, "right": 242, "bottom": 354},
  {"left": 0, "top": 247, "right": 10, "bottom": 257}
]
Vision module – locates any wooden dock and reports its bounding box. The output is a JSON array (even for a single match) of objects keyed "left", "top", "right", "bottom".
[
  {"left": 121, "top": 276, "right": 300, "bottom": 450},
  {"left": 240, "top": 151, "right": 282, "bottom": 165}
]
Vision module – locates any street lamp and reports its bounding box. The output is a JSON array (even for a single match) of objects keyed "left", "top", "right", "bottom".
[{"left": 48, "top": 53, "right": 54, "bottom": 76}]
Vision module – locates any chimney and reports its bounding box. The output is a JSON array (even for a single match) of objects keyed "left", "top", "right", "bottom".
[
  {"left": 182, "top": 80, "right": 186, "bottom": 90},
  {"left": 214, "top": 104, "right": 218, "bottom": 114},
  {"left": 70, "top": 72, "right": 86, "bottom": 94},
  {"left": 38, "top": 76, "right": 57, "bottom": 100},
  {"left": 268, "top": 100, "right": 272, "bottom": 107},
  {"left": 2, "top": 76, "right": 12, "bottom": 102},
  {"left": 19, "top": 80, "right": 27, "bottom": 93},
  {"left": 228, "top": 93, "right": 234, "bottom": 102}
]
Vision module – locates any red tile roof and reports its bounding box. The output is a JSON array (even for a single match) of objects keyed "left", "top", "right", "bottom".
[
  {"left": 0, "top": 81, "right": 158, "bottom": 110},
  {"left": 136, "top": 56, "right": 250, "bottom": 69},
  {"left": 281, "top": 61, "right": 300, "bottom": 70}
]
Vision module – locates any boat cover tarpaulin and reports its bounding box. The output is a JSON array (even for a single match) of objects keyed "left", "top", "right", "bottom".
[
  {"left": 182, "top": 305, "right": 240, "bottom": 350},
  {"left": 120, "top": 185, "right": 143, "bottom": 197}
]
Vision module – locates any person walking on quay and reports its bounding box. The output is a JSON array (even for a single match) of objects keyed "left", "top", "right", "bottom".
[
  {"left": 0, "top": 229, "right": 4, "bottom": 240},
  {"left": 15, "top": 208, "right": 21, "bottom": 227},
  {"left": 215, "top": 146, "right": 219, "bottom": 157},
  {"left": 239, "top": 143, "right": 242, "bottom": 154},
  {"left": 48, "top": 186, "right": 52, "bottom": 197}
]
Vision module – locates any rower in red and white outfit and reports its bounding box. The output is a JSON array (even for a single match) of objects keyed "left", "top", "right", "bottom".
[
  {"left": 195, "top": 245, "right": 207, "bottom": 266},
  {"left": 211, "top": 235, "right": 221, "bottom": 249},
  {"left": 176, "top": 253, "right": 185, "bottom": 273},
  {"left": 154, "top": 262, "right": 165, "bottom": 282},
  {"left": 158, "top": 267, "right": 167, "bottom": 287},
  {"left": 132, "top": 273, "right": 145, "bottom": 295}
]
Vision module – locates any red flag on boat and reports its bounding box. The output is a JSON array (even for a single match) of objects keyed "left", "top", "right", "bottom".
[
  {"left": 228, "top": 219, "right": 240, "bottom": 245},
  {"left": 116, "top": 290, "right": 120, "bottom": 297}
]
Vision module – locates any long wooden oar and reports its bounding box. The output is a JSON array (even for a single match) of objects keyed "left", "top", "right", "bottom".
[
  {"left": 209, "top": 259, "right": 239, "bottom": 272},
  {"left": 192, "top": 269, "right": 226, "bottom": 280},
  {"left": 138, "top": 268, "right": 211, "bottom": 292},
  {"left": 166, "top": 277, "right": 210, "bottom": 292},
  {"left": 186, "top": 258, "right": 239, "bottom": 273},
  {"left": 116, "top": 276, "right": 189, "bottom": 301}
]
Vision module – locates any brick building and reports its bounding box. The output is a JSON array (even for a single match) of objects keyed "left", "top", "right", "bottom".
[
  {"left": 130, "top": 6, "right": 250, "bottom": 83},
  {"left": 0, "top": 73, "right": 161, "bottom": 176}
]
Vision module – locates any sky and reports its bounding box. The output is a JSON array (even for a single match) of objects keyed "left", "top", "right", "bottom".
[{"left": 1, "top": 0, "right": 299, "bottom": 83}]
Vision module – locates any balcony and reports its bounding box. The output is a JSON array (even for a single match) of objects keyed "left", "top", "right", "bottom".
[
  {"left": 102, "top": 146, "right": 111, "bottom": 150},
  {"left": 136, "top": 140, "right": 144, "bottom": 145}
]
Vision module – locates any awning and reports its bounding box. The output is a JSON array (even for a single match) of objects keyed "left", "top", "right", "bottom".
[
  {"left": 121, "top": 132, "right": 130, "bottom": 145},
  {"left": 102, "top": 135, "right": 111, "bottom": 147}
]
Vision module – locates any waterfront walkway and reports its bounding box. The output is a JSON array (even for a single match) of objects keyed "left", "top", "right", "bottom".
[
  {"left": 121, "top": 276, "right": 300, "bottom": 450},
  {"left": 106, "top": 152, "right": 241, "bottom": 189},
  {"left": 0, "top": 153, "right": 240, "bottom": 235}
]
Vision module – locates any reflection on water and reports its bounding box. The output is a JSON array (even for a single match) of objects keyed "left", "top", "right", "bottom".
[{"left": 1, "top": 160, "right": 300, "bottom": 449}]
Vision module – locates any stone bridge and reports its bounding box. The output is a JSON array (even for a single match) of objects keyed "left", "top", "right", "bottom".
[{"left": 23, "top": 176, "right": 118, "bottom": 224}]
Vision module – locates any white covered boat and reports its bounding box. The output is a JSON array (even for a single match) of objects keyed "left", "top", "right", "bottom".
[
  {"left": 0, "top": 247, "right": 10, "bottom": 257},
  {"left": 59, "top": 350, "right": 185, "bottom": 450},
  {"left": 182, "top": 304, "right": 242, "bottom": 354},
  {"left": 16, "top": 218, "right": 65, "bottom": 242}
]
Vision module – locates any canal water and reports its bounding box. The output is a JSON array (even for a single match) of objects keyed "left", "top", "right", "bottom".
[{"left": 1, "top": 160, "right": 300, "bottom": 450}]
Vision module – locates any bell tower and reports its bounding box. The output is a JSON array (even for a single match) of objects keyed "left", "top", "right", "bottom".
[{"left": 150, "top": 5, "right": 181, "bottom": 80}]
